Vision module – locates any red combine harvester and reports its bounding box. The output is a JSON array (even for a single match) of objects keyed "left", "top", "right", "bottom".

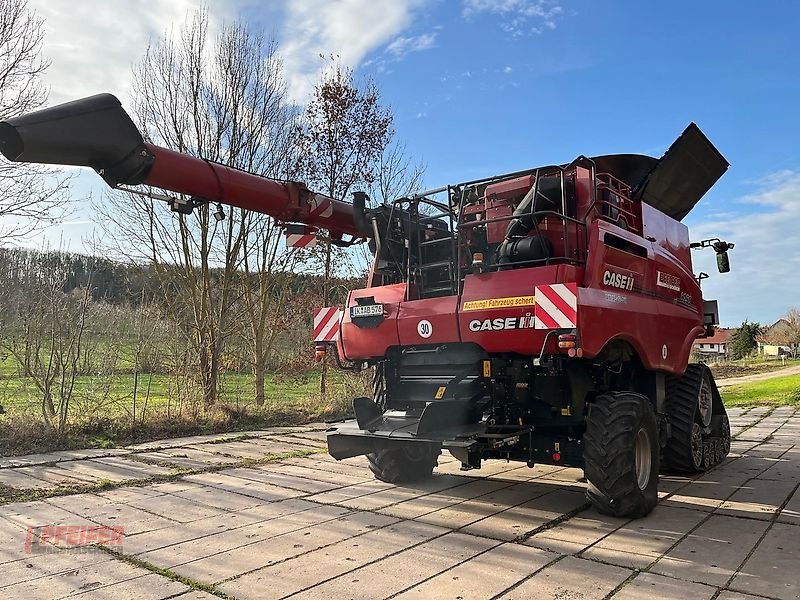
[{"left": 0, "top": 94, "right": 734, "bottom": 517}]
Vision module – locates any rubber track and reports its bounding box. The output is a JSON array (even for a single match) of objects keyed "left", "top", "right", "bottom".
[{"left": 663, "top": 364, "right": 729, "bottom": 473}]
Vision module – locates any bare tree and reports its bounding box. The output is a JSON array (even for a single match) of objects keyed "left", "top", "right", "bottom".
[
  {"left": 294, "top": 61, "right": 393, "bottom": 396},
  {"left": 0, "top": 0, "right": 69, "bottom": 241},
  {"left": 371, "top": 142, "right": 426, "bottom": 205},
  {"left": 100, "top": 9, "right": 296, "bottom": 407},
  {"left": 0, "top": 267, "right": 94, "bottom": 435},
  {"left": 238, "top": 213, "right": 309, "bottom": 406}
]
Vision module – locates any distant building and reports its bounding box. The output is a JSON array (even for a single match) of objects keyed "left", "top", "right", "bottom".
[
  {"left": 694, "top": 328, "right": 731, "bottom": 357},
  {"left": 757, "top": 319, "right": 799, "bottom": 357}
]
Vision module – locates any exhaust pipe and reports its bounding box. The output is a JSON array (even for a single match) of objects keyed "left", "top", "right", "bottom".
[{"left": 0, "top": 93, "right": 154, "bottom": 186}]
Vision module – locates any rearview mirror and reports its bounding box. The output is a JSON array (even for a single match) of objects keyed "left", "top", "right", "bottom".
[{"left": 716, "top": 251, "right": 730, "bottom": 273}]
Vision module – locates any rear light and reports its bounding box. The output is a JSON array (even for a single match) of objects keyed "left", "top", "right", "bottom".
[
  {"left": 558, "top": 333, "right": 576, "bottom": 349},
  {"left": 314, "top": 344, "right": 327, "bottom": 362}
]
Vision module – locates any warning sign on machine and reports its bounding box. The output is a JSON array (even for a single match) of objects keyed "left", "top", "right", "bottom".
[{"left": 462, "top": 295, "right": 536, "bottom": 311}]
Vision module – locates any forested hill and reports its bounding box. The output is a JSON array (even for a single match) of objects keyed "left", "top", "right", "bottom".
[{"left": 0, "top": 247, "right": 358, "bottom": 306}]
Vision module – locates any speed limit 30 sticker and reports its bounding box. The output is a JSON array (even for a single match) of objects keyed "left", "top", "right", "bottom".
[{"left": 417, "top": 320, "right": 433, "bottom": 338}]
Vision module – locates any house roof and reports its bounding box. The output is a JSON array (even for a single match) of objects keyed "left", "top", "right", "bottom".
[
  {"left": 696, "top": 328, "right": 731, "bottom": 345},
  {"left": 756, "top": 319, "right": 792, "bottom": 344}
]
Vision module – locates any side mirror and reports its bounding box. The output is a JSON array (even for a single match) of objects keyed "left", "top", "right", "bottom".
[{"left": 716, "top": 250, "right": 730, "bottom": 273}]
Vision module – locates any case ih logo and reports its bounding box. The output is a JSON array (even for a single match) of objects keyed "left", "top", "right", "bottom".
[
  {"left": 24, "top": 525, "right": 124, "bottom": 555},
  {"left": 602, "top": 270, "right": 635, "bottom": 291}
]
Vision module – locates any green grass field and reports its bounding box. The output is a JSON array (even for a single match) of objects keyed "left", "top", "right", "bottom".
[{"left": 721, "top": 374, "right": 800, "bottom": 407}]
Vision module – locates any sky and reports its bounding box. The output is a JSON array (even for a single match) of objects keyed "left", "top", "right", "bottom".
[{"left": 14, "top": 0, "right": 800, "bottom": 326}]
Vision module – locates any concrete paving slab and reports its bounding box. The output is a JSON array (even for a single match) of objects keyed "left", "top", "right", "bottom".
[
  {"left": 396, "top": 542, "right": 559, "bottom": 600},
  {"left": 47, "top": 493, "right": 177, "bottom": 535},
  {"left": 376, "top": 478, "right": 511, "bottom": 519},
  {"left": 266, "top": 434, "right": 327, "bottom": 448},
  {"left": 96, "top": 486, "right": 165, "bottom": 503},
  {"left": 526, "top": 507, "right": 628, "bottom": 554},
  {"left": 1, "top": 404, "right": 798, "bottom": 599},
  {"left": 222, "top": 465, "right": 340, "bottom": 493},
  {"left": 69, "top": 572, "right": 191, "bottom": 599},
  {"left": 13, "top": 464, "right": 98, "bottom": 486},
  {"left": 137, "top": 503, "right": 352, "bottom": 569},
  {"left": 0, "top": 517, "right": 35, "bottom": 565},
  {"left": 182, "top": 472, "right": 307, "bottom": 502},
  {"left": 611, "top": 571, "right": 716, "bottom": 599},
  {"left": 3, "top": 556, "right": 187, "bottom": 599},
  {"left": 260, "top": 462, "right": 371, "bottom": 487},
  {"left": 334, "top": 475, "right": 477, "bottom": 512},
  {"left": 188, "top": 441, "right": 274, "bottom": 460},
  {"left": 55, "top": 458, "right": 160, "bottom": 483},
  {"left": 290, "top": 531, "right": 499, "bottom": 600},
  {"left": 127, "top": 492, "right": 227, "bottom": 523},
  {"left": 119, "top": 500, "right": 314, "bottom": 556},
  {"left": 651, "top": 514, "right": 769, "bottom": 586},
  {"left": 220, "top": 519, "right": 447, "bottom": 599},
  {"left": 281, "top": 455, "right": 376, "bottom": 477},
  {"left": 1, "top": 499, "right": 96, "bottom": 529},
  {"left": 175, "top": 509, "right": 397, "bottom": 584},
  {"left": 0, "top": 467, "right": 55, "bottom": 489},
  {"left": 0, "top": 452, "right": 67, "bottom": 468},
  {"left": 462, "top": 488, "right": 586, "bottom": 541},
  {"left": 717, "top": 591, "right": 774, "bottom": 600},
  {"left": 237, "top": 438, "right": 319, "bottom": 456},
  {"left": 165, "top": 481, "right": 266, "bottom": 511},
  {"left": 777, "top": 485, "right": 800, "bottom": 525},
  {"left": 730, "top": 523, "right": 800, "bottom": 600},
  {"left": 415, "top": 481, "right": 557, "bottom": 530},
  {"left": 0, "top": 548, "right": 113, "bottom": 589},
  {"left": 496, "top": 555, "right": 632, "bottom": 600},
  {"left": 134, "top": 450, "right": 212, "bottom": 469},
  {"left": 581, "top": 506, "right": 708, "bottom": 568},
  {"left": 718, "top": 476, "right": 798, "bottom": 520},
  {"left": 92, "top": 456, "right": 177, "bottom": 476}
]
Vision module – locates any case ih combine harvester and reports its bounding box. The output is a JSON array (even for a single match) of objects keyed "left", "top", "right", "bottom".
[{"left": 0, "top": 94, "right": 734, "bottom": 517}]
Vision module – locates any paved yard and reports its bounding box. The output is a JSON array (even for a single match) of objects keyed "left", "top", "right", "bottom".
[{"left": 0, "top": 406, "right": 798, "bottom": 599}]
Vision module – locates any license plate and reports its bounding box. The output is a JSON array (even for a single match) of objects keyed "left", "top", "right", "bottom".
[{"left": 350, "top": 304, "right": 383, "bottom": 318}]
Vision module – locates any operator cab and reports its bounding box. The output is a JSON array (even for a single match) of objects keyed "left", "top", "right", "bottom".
[{"left": 365, "top": 158, "right": 649, "bottom": 300}]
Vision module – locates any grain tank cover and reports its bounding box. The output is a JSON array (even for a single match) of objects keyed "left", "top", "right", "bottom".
[{"left": 633, "top": 122, "right": 729, "bottom": 221}]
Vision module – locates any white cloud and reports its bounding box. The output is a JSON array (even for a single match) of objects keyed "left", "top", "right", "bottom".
[
  {"left": 28, "top": 1, "right": 238, "bottom": 107},
  {"left": 279, "top": 0, "right": 427, "bottom": 104},
  {"left": 386, "top": 32, "right": 438, "bottom": 58},
  {"left": 462, "top": 0, "right": 563, "bottom": 36},
  {"left": 686, "top": 170, "right": 800, "bottom": 325},
  {"left": 503, "top": 65, "right": 513, "bottom": 73}
]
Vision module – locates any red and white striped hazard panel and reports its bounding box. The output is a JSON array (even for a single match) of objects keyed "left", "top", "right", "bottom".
[
  {"left": 308, "top": 195, "right": 333, "bottom": 219},
  {"left": 313, "top": 307, "right": 341, "bottom": 342},
  {"left": 534, "top": 283, "right": 578, "bottom": 329},
  {"left": 285, "top": 224, "right": 317, "bottom": 248}
]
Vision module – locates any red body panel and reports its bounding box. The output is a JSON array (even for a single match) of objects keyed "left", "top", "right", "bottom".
[
  {"left": 459, "top": 266, "right": 582, "bottom": 354},
  {"left": 340, "top": 284, "right": 405, "bottom": 360},
  {"left": 397, "top": 296, "right": 461, "bottom": 346}
]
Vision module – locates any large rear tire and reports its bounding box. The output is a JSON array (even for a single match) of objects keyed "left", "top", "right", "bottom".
[
  {"left": 367, "top": 443, "right": 440, "bottom": 484},
  {"left": 583, "top": 392, "right": 660, "bottom": 518},
  {"left": 663, "top": 364, "right": 730, "bottom": 473}
]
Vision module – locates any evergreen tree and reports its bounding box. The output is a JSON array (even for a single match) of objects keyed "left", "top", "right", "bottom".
[{"left": 728, "top": 320, "right": 763, "bottom": 359}]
